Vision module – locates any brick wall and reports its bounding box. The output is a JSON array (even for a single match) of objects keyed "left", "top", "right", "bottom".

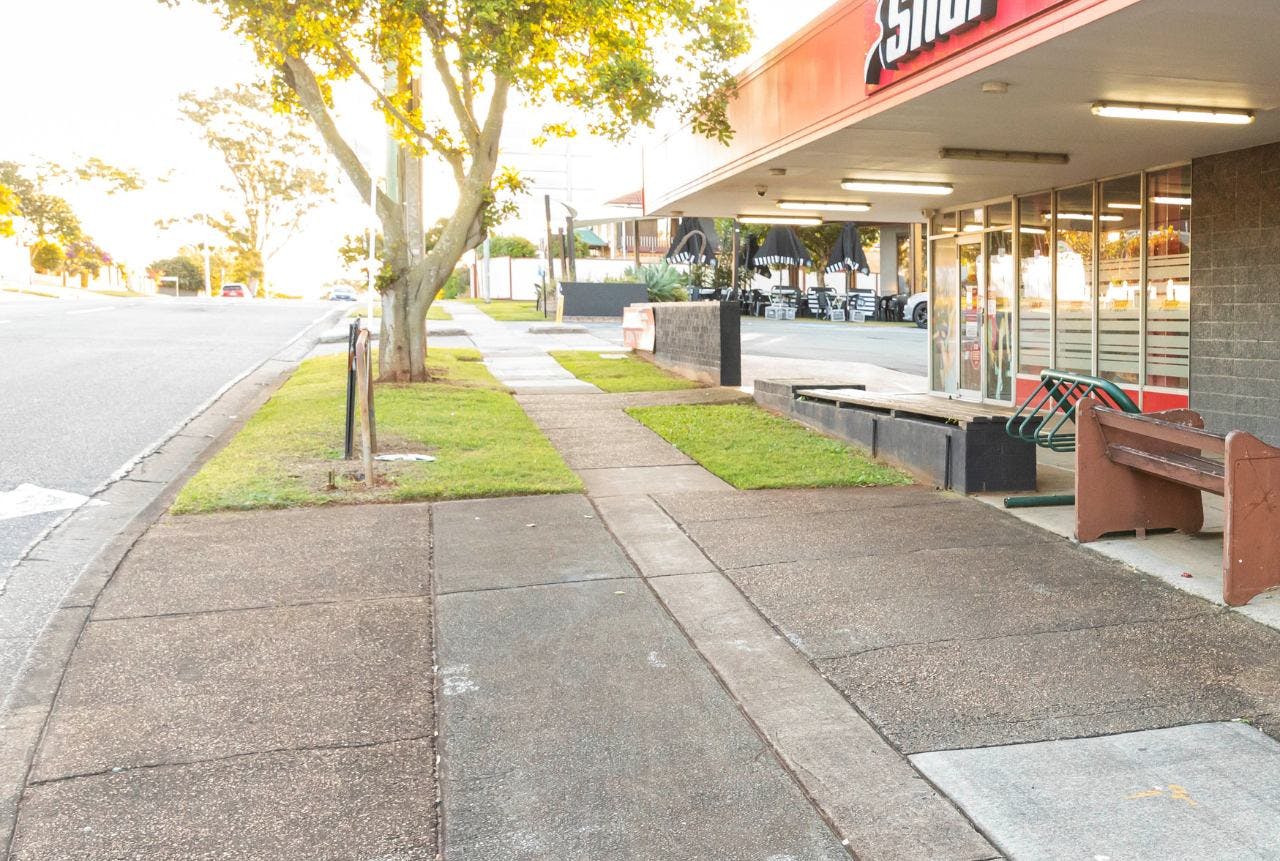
[
  {"left": 649, "top": 302, "right": 742, "bottom": 386},
  {"left": 1190, "top": 141, "right": 1280, "bottom": 442}
]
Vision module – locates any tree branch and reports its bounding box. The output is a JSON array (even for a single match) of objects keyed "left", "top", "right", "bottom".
[
  {"left": 418, "top": 14, "right": 481, "bottom": 146},
  {"left": 279, "top": 54, "right": 401, "bottom": 233}
]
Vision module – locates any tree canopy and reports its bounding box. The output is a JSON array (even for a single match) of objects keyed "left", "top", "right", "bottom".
[
  {"left": 175, "top": 0, "right": 752, "bottom": 380},
  {"left": 0, "top": 183, "right": 18, "bottom": 238},
  {"left": 178, "top": 84, "right": 333, "bottom": 293}
]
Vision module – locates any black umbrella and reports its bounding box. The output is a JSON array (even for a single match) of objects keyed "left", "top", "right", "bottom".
[
  {"left": 664, "top": 217, "right": 719, "bottom": 266},
  {"left": 755, "top": 226, "right": 813, "bottom": 268},
  {"left": 736, "top": 232, "right": 771, "bottom": 278},
  {"left": 824, "top": 222, "right": 871, "bottom": 275}
]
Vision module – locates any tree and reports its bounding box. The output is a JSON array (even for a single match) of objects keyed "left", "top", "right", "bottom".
[
  {"left": 30, "top": 240, "right": 64, "bottom": 274},
  {"left": 796, "top": 223, "right": 846, "bottom": 289},
  {"left": 63, "top": 238, "right": 112, "bottom": 287},
  {"left": 178, "top": 84, "right": 333, "bottom": 295},
  {"left": 148, "top": 255, "right": 204, "bottom": 293},
  {"left": 177, "top": 0, "right": 751, "bottom": 381},
  {"left": 488, "top": 235, "right": 536, "bottom": 258},
  {"left": 0, "top": 183, "right": 18, "bottom": 238}
]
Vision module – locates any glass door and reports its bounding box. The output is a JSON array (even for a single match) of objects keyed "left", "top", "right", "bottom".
[{"left": 958, "top": 236, "right": 984, "bottom": 397}]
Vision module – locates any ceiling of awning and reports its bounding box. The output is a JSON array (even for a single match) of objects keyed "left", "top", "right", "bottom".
[{"left": 648, "top": 0, "right": 1280, "bottom": 223}]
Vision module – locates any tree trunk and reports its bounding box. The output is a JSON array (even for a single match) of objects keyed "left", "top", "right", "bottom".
[{"left": 378, "top": 266, "right": 449, "bottom": 382}]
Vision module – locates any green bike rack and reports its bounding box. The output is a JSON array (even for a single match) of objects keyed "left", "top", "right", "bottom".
[{"left": 1003, "top": 370, "right": 1141, "bottom": 508}]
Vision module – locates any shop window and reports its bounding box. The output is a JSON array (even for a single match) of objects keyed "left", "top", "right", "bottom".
[
  {"left": 987, "top": 201, "right": 1013, "bottom": 230},
  {"left": 1146, "top": 166, "right": 1191, "bottom": 390},
  {"left": 931, "top": 238, "right": 959, "bottom": 394},
  {"left": 1018, "top": 192, "right": 1052, "bottom": 376},
  {"left": 1098, "top": 174, "right": 1142, "bottom": 385},
  {"left": 1054, "top": 183, "right": 1094, "bottom": 374},
  {"left": 987, "top": 228, "right": 1015, "bottom": 400}
]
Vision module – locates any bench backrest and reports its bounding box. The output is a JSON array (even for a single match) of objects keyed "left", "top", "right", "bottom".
[{"left": 1083, "top": 400, "right": 1226, "bottom": 496}]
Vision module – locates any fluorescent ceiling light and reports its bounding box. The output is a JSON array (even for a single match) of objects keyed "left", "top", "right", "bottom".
[
  {"left": 777, "top": 200, "right": 871, "bottom": 213},
  {"left": 940, "top": 147, "right": 1069, "bottom": 165},
  {"left": 962, "top": 224, "right": 984, "bottom": 233},
  {"left": 1107, "top": 202, "right": 1143, "bottom": 210},
  {"left": 841, "top": 178, "right": 953, "bottom": 195},
  {"left": 1019, "top": 227, "right": 1048, "bottom": 235},
  {"left": 1151, "top": 196, "right": 1193, "bottom": 206},
  {"left": 1049, "top": 212, "right": 1124, "bottom": 223},
  {"left": 738, "top": 214, "right": 822, "bottom": 226},
  {"left": 1092, "top": 101, "right": 1254, "bottom": 125}
]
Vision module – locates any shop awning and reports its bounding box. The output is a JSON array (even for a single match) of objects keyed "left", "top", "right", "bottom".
[{"left": 573, "top": 227, "right": 608, "bottom": 248}]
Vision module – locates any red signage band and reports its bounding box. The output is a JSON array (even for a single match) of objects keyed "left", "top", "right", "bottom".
[{"left": 865, "top": 0, "right": 1069, "bottom": 90}]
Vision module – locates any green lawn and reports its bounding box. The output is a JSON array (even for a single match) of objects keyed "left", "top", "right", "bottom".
[
  {"left": 173, "top": 349, "right": 581, "bottom": 514},
  {"left": 345, "top": 304, "right": 452, "bottom": 320},
  {"left": 549, "top": 351, "right": 700, "bottom": 393},
  {"left": 463, "top": 298, "right": 547, "bottom": 322},
  {"left": 627, "top": 403, "right": 911, "bottom": 490}
]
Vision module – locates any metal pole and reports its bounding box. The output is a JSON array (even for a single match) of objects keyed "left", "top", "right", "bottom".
[
  {"left": 731, "top": 226, "right": 739, "bottom": 298},
  {"left": 566, "top": 215, "right": 577, "bottom": 283},
  {"left": 201, "top": 244, "right": 211, "bottom": 298},
  {"left": 632, "top": 220, "right": 642, "bottom": 269},
  {"left": 344, "top": 321, "right": 358, "bottom": 460},
  {"left": 367, "top": 171, "right": 377, "bottom": 324},
  {"left": 543, "top": 194, "right": 555, "bottom": 319}
]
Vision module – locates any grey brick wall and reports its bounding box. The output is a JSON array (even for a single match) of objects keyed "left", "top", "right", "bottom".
[
  {"left": 1190, "top": 141, "right": 1280, "bottom": 443},
  {"left": 650, "top": 302, "right": 741, "bottom": 386}
]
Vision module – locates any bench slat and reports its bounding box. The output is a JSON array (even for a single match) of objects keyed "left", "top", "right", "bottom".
[
  {"left": 1106, "top": 444, "right": 1226, "bottom": 495},
  {"left": 1094, "top": 407, "right": 1226, "bottom": 454}
]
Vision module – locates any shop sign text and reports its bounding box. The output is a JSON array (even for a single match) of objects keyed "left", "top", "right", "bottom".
[{"left": 865, "top": 0, "right": 999, "bottom": 85}]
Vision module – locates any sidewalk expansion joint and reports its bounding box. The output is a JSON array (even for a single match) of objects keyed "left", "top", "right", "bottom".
[
  {"left": 816, "top": 610, "right": 1225, "bottom": 663},
  {"left": 87, "top": 592, "right": 431, "bottom": 624},
  {"left": 436, "top": 574, "right": 638, "bottom": 598},
  {"left": 24, "top": 733, "right": 436, "bottom": 789}
]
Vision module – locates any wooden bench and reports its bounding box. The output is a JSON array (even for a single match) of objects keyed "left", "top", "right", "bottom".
[{"left": 1076, "top": 396, "right": 1280, "bottom": 606}]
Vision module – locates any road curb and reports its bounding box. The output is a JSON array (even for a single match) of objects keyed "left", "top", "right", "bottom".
[{"left": 0, "top": 306, "right": 343, "bottom": 860}]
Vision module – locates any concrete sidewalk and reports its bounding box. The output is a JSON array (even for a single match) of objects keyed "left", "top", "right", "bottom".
[{"left": 11, "top": 324, "right": 1280, "bottom": 859}]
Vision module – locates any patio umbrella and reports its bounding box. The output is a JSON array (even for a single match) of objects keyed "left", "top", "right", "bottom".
[
  {"left": 664, "top": 217, "right": 719, "bottom": 266},
  {"left": 755, "top": 225, "right": 814, "bottom": 268},
  {"left": 824, "top": 222, "right": 871, "bottom": 275},
  {"left": 736, "top": 232, "right": 771, "bottom": 277}
]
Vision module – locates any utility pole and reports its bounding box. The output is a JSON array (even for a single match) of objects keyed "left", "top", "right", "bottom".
[{"left": 543, "top": 194, "right": 556, "bottom": 319}]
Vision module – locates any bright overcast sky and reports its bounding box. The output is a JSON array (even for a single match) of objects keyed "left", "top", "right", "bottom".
[{"left": 0, "top": 0, "right": 839, "bottom": 291}]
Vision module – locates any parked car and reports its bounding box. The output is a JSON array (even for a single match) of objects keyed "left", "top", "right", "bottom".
[
  {"left": 220, "top": 283, "right": 249, "bottom": 299},
  {"left": 328, "top": 286, "right": 359, "bottom": 302},
  {"left": 904, "top": 291, "right": 928, "bottom": 328}
]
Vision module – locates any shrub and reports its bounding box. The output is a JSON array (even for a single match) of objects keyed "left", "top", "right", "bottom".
[
  {"left": 441, "top": 266, "right": 470, "bottom": 299},
  {"left": 620, "top": 262, "right": 689, "bottom": 302}
]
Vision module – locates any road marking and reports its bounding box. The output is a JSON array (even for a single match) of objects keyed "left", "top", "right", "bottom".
[
  {"left": 0, "top": 484, "right": 108, "bottom": 522},
  {"left": 65, "top": 306, "right": 113, "bottom": 315}
]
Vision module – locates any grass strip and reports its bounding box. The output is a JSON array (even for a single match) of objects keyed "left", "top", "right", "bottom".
[
  {"left": 627, "top": 403, "right": 911, "bottom": 490},
  {"left": 462, "top": 298, "right": 546, "bottom": 322},
  {"left": 173, "top": 348, "right": 581, "bottom": 513},
  {"left": 549, "top": 351, "right": 700, "bottom": 393}
]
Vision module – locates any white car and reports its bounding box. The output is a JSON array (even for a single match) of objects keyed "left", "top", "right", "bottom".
[{"left": 903, "top": 291, "right": 928, "bottom": 328}]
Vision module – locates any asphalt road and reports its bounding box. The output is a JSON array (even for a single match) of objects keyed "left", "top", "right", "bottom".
[
  {"left": 740, "top": 317, "right": 929, "bottom": 377},
  {"left": 0, "top": 295, "right": 335, "bottom": 571}
]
